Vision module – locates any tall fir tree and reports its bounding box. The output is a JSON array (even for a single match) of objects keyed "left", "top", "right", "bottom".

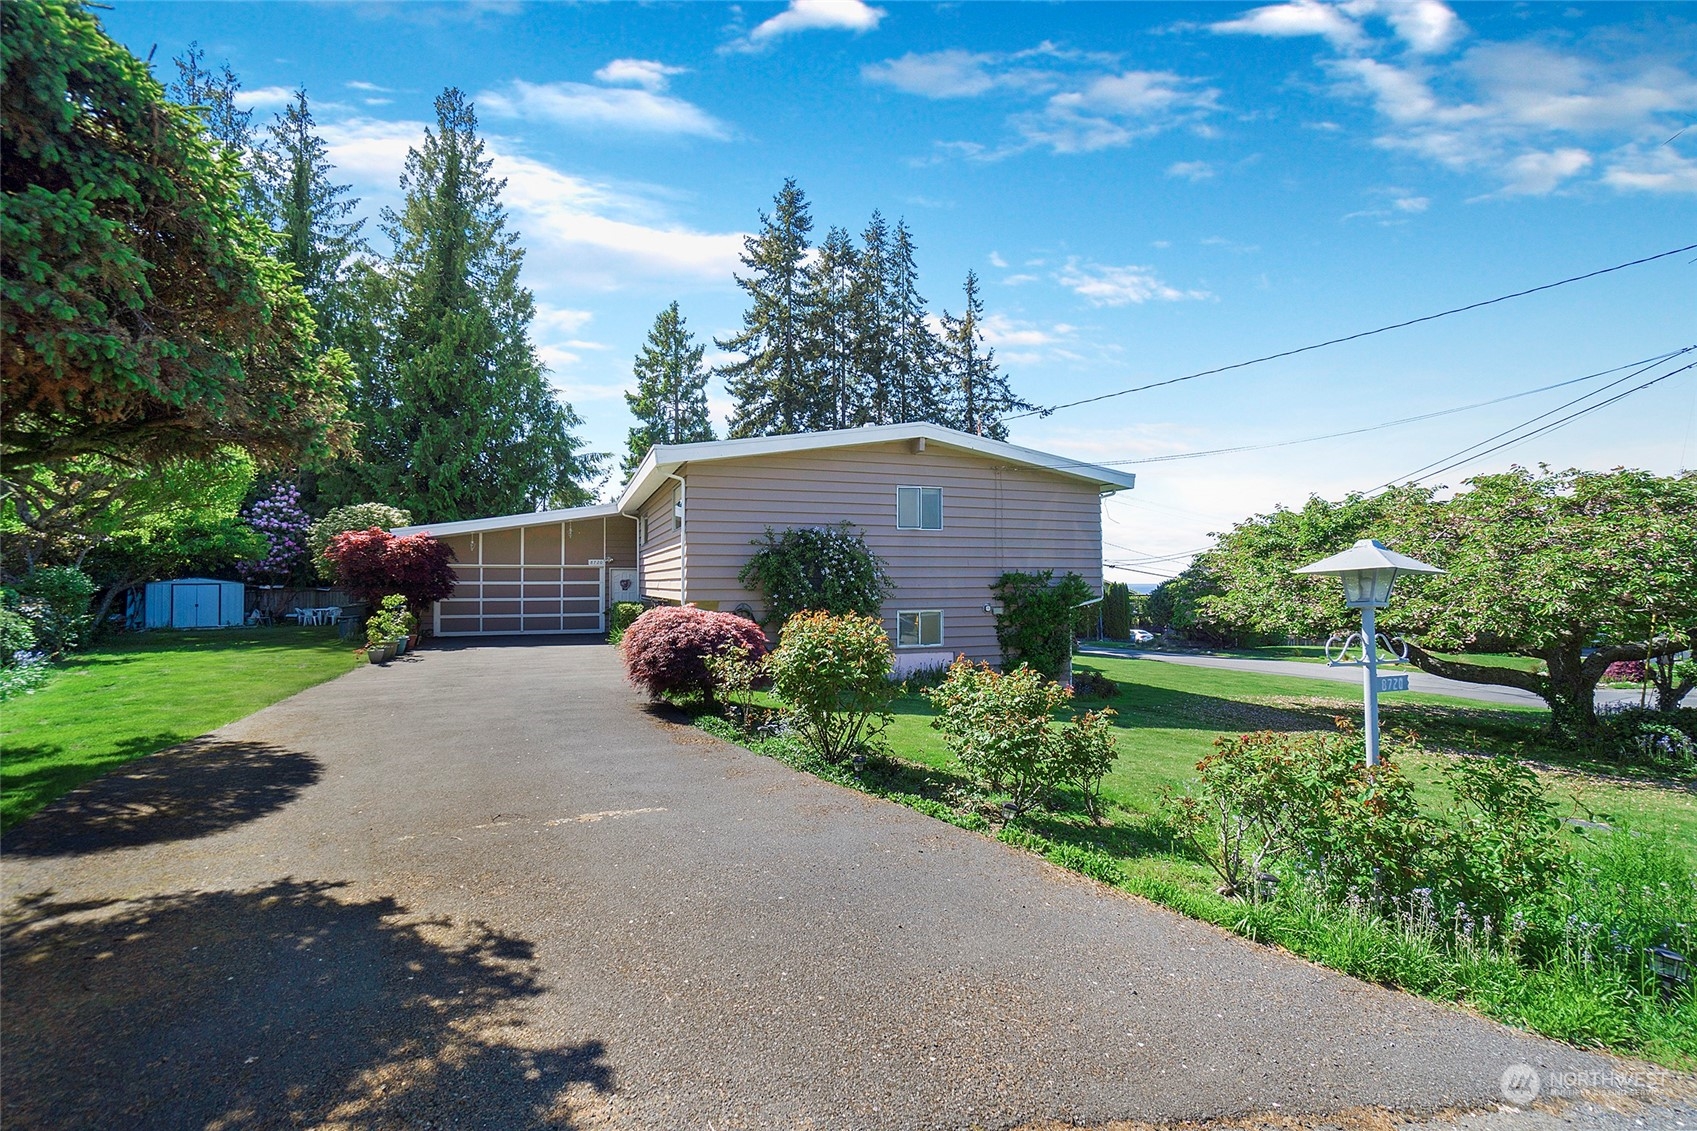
[
  {"left": 885, "top": 220, "right": 944, "bottom": 425},
  {"left": 364, "top": 88, "right": 599, "bottom": 521},
  {"left": 940, "top": 270, "right": 1029, "bottom": 440},
  {"left": 257, "top": 89, "right": 367, "bottom": 352},
  {"left": 718, "top": 179, "right": 815, "bottom": 437},
  {"left": 849, "top": 211, "right": 894, "bottom": 425},
  {"left": 168, "top": 44, "right": 265, "bottom": 213},
  {"left": 802, "top": 227, "right": 864, "bottom": 430},
  {"left": 624, "top": 302, "right": 715, "bottom": 477}
]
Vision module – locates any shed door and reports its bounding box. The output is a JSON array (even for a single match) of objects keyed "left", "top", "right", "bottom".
[{"left": 172, "top": 584, "right": 221, "bottom": 628}]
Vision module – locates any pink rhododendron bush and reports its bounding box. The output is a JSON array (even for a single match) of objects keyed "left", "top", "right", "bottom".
[{"left": 621, "top": 605, "right": 768, "bottom": 703}]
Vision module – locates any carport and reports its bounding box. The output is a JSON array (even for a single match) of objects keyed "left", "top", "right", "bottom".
[{"left": 393, "top": 504, "right": 639, "bottom": 637}]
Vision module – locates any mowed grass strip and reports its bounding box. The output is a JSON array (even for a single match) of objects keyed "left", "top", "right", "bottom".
[
  {"left": 880, "top": 655, "right": 1696, "bottom": 862},
  {"left": 1, "top": 627, "right": 361, "bottom": 829}
]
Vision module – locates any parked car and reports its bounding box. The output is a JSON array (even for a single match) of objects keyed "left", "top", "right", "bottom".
[{"left": 1129, "top": 629, "right": 1155, "bottom": 644}]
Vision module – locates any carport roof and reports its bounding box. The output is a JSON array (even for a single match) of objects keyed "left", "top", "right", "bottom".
[{"left": 391, "top": 502, "right": 623, "bottom": 538}]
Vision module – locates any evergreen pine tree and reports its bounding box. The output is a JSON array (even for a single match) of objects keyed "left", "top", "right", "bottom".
[
  {"left": 366, "top": 88, "right": 599, "bottom": 521},
  {"left": 168, "top": 44, "right": 265, "bottom": 213},
  {"left": 718, "top": 179, "right": 814, "bottom": 437},
  {"left": 802, "top": 227, "right": 863, "bottom": 430},
  {"left": 258, "top": 89, "right": 368, "bottom": 351},
  {"left": 849, "top": 211, "right": 894, "bottom": 425},
  {"left": 940, "top": 270, "right": 1030, "bottom": 440},
  {"left": 624, "top": 302, "right": 715, "bottom": 477},
  {"left": 885, "top": 220, "right": 944, "bottom": 425}
]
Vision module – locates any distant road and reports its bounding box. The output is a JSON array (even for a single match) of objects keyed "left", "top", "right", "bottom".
[{"left": 1078, "top": 648, "right": 1673, "bottom": 710}]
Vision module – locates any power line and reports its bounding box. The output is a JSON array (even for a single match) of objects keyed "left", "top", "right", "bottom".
[
  {"left": 1375, "top": 353, "right": 1696, "bottom": 490},
  {"left": 1089, "top": 348, "right": 1691, "bottom": 467},
  {"left": 1011, "top": 243, "right": 1697, "bottom": 421},
  {"left": 1392, "top": 361, "right": 1696, "bottom": 489}
]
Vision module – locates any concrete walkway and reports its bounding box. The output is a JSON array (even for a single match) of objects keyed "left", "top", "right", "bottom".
[
  {"left": 1079, "top": 647, "right": 1665, "bottom": 710},
  {"left": 1, "top": 641, "right": 1680, "bottom": 1129}
]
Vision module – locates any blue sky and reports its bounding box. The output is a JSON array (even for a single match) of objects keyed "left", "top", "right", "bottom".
[{"left": 103, "top": 1, "right": 1696, "bottom": 579}]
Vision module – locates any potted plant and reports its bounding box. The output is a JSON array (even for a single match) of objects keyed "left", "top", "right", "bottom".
[{"left": 365, "top": 595, "right": 408, "bottom": 663}]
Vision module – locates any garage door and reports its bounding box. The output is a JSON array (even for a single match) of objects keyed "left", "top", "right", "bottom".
[{"left": 434, "top": 525, "right": 605, "bottom": 636}]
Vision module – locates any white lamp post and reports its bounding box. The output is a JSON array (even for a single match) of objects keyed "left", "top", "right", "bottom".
[{"left": 1294, "top": 539, "right": 1443, "bottom": 765}]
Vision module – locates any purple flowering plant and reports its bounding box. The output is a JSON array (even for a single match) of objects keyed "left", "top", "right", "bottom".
[{"left": 238, "top": 482, "right": 314, "bottom": 585}]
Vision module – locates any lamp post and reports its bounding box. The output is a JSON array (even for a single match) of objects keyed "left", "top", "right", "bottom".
[{"left": 1294, "top": 539, "right": 1443, "bottom": 765}]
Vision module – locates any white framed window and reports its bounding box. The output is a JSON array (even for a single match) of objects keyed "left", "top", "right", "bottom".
[
  {"left": 897, "top": 486, "right": 942, "bottom": 530},
  {"left": 672, "top": 487, "right": 684, "bottom": 534},
  {"left": 896, "top": 609, "right": 944, "bottom": 648}
]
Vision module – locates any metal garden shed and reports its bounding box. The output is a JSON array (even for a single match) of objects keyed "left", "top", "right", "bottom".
[{"left": 143, "top": 577, "right": 246, "bottom": 630}]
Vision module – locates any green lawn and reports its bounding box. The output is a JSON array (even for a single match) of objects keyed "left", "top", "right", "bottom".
[
  {"left": 889, "top": 656, "right": 1696, "bottom": 857},
  {"left": 718, "top": 653, "right": 1697, "bottom": 1064},
  {"left": 1, "top": 627, "right": 361, "bottom": 829}
]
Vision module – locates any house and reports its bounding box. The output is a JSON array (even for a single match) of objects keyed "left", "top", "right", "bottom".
[{"left": 393, "top": 422, "right": 1135, "bottom": 667}]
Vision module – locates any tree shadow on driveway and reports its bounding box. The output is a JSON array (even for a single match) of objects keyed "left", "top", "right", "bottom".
[
  {"left": 2, "top": 879, "right": 615, "bottom": 1129},
  {"left": 2, "top": 738, "right": 323, "bottom": 857}
]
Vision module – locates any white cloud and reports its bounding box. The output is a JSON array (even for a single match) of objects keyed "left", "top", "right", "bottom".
[
  {"left": 318, "top": 118, "right": 749, "bottom": 287},
  {"left": 1393, "top": 193, "right": 1429, "bottom": 211},
  {"left": 594, "top": 59, "right": 688, "bottom": 92},
  {"left": 1375, "top": 0, "right": 1465, "bottom": 55},
  {"left": 977, "top": 313, "right": 1076, "bottom": 349},
  {"left": 731, "top": 0, "right": 885, "bottom": 52},
  {"left": 1320, "top": 32, "right": 1697, "bottom": 195},
  {"left": 346, "top": 80, "right": 393, "bottom": 93},
  {"left": 868, "top": 46, "right": 1220, "bottom": 157},
  {"left": 988, "top": 250, "right": 1009, "bottom": 268},
  {"left": 1166, "top": 159, "right": 1216, "bottom": 181},
  {"left": 235, "top": 85, "right": 297, "bottom": 110},
  {"left": 477, "top": 79, "right": 729, "bottom": 139},
  {"left": 533, "top": 305, "right": 596, "bottom": 337},
  {"left": 863, "top": 50, "right": 999, "bottom": 98},
  {"left": 1491, "top": 147, "right": 1594, "bottom": 196},
  {"left": 1055, "top": 259, "right": 1210, "bottom": 306},
  {"left": 1212, "top": 1, "right": 1365, "bottom": 51},
  {"left": 1602, "top": 144, "right": 1697, "bottom": 193}
]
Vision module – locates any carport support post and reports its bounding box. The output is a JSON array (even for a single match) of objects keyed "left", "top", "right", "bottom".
[{"left": 1361, "top": 605, "right": 1381, "bottom": 767}]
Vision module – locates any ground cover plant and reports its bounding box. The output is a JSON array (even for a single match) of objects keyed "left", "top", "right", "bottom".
[
  {"left": 693, "top": 651, "right": 1696, "bottom": 1066},
  {"left": 0, "top": 626, "right": 359, "bottom": 828}
]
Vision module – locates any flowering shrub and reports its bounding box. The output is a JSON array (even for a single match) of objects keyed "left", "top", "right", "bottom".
[
  {"left": 365, "top": 594, "right": 417, "bottom": 647},
  {"left": 308, "top": 503, "right": 412, "bottom": 581},
  {"left": 926, "top": 658, "right": 1120, "bottom": 822},
  {"left": 1, "top": 603, "right": 38, "bottom": 663},
  {"left": 324, "top": 528, "right": 457, "bottom": 614},
  {"left": 620, "top": 605, "right": 768, "bottom": 703},
  {"left": 238, "top": 482, "right": 313, "bottom": 584},
  {"left": 0, "top": 650, "right": 53, "bottom": 699},
  {"left": 737, "top": 523, "right": 893, "bottom": 628},
  {"left": 767, "top": 611, "right": 895, "bottom": 764},
  {"left": 1602, "top": 659, "right": 1648, "bottom": 683}
]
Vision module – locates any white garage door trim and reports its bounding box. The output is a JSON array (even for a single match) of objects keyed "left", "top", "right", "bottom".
[{"left": 434, "top": 524, "right": 606, "bottom": 637}]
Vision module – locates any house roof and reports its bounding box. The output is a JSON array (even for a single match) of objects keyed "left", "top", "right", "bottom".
[
  {"left": 617, "top": 422, "right": 1136, "bottom": 513},
  {"left": 391, "top": 501, "right": 623, "bottom": 538},
  {"left": 390, "top": 424, "right": 1135, "bottom": 537}
]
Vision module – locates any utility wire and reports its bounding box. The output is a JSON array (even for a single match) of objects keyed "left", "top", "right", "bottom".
[
  {"left": 1090, "top": 349, "right": 1692, "bottom": 467},
  {"left": 1384, "top": 358, "right": 1690, "bottom": 485},
  {"left": 1371, "top": 349, "right": 1690, "bottom": 485},
  {"left": 1010, "top": 243, "right": 1697, "bottom": 421}
]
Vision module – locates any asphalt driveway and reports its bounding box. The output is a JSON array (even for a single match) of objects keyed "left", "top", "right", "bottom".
[{"left": 0, "top": 640, "right": 1678, "bottom": 1129}]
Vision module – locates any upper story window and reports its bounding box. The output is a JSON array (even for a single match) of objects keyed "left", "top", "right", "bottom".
[{"left": 897, "top": 486, "right": 943, "bottom": 530}]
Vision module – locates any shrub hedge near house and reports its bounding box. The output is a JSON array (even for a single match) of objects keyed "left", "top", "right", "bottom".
[
  {"left": 767, "top": 610, "right": 895, "bottom": 765},
  {"left": 621, "top": 605, "right": 768, "bottom": 704}
]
